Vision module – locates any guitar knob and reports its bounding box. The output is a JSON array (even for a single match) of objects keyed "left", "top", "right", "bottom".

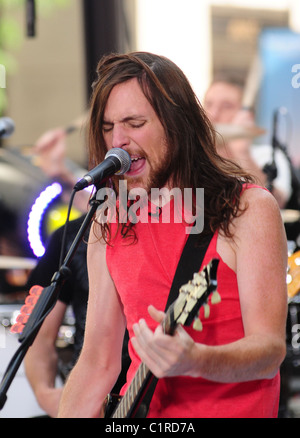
[
  {"left": 211, "top": 290, "right": 221, "bottom": 304},
  {"left": 193, "top": 317, "right": 203, "bottom": 331},
  {"left": 204, "top": 303, "right": 210, "bottom": 318}
]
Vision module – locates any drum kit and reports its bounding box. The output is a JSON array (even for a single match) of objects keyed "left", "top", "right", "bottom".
[
  {"left": 214, "top": 122, "right": 266, "bottom": 144},
  {"left": 286, "top": 245, "right": 300, "bottom": 369},
  {"left": 0, "top": 255, "right": 75, "bottom": 417},
  {"left": 0, "top": 255, "right": 37, "bottom": 271},
  {"left": 215, "top": 123, "right": 300, "bottom": 292},
  {"left": 0, "top": 255, "right": 44, "bottom": 417},
  {"left": 216, "top": 123, "right": 300, "bottom": 367}
]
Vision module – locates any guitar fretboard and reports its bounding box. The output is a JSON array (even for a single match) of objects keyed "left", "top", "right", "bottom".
[
  {"left": 111, "top": 362, "right": 151, "bottom": 418},
  {"left": 111, "top": 302, "right": 175, "bottom": 418},
  {"left": 109, "top": 259, "right": 219, "bottom": 419}
]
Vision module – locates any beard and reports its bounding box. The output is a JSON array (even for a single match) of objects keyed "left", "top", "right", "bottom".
[{"left": 113, "top": 145, "right": 172, "bottom": 196}]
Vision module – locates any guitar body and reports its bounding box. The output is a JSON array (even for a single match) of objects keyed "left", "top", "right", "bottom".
[
  {"left": 104, "top": 394, "right": 121, "bottom": 418},
  {"left": 105, "top": 258, "right": 220, "bottom": 418},
  {"left": 105, "top": 370, "right": 155, "bottom": 418},
  {"left": 104, "top": 394, "right": 149, "bottom": 418},
  {"left": 287, "top": 250, "right": 300, "bottom": 299}
]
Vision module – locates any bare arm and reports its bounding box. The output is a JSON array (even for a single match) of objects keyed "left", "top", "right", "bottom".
[
  {"left": 32, "top": 114, "right": 90, "bottom": 213},
  {"left": 57, "top": 224, "right": 126, "bottom": 418},
  {"left": 132, "top": 188, "right": 287, "bottom": 382},
  {"left": 24, "top": 300, "right": 67, "bottom": 417}
]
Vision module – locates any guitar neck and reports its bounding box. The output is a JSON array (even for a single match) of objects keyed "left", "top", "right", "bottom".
[
  {"left": 109, "top": 258, "right": 220, "bottom": 418},
  {"left": 111, "top": 307, "right": 176, "bottom": 418},
  {"left": 111, "top": 362, "right": 153, "bottom": 418}
]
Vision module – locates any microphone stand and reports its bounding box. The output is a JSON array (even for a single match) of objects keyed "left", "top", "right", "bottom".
[
  {"left": 0, "top": 188, "right": 103, "bottom": 411},
  {"left": 263, "top": 110, "right": 278, "bottom": 192},
  {"left": 266, "top": 108, "right": 300, "bottom": 210},
  {"left": 26, "top": 0, "right": 36, "bottom": 37}
]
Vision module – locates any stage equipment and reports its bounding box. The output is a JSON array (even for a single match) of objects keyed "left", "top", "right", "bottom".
[
  {"left": 214, "top": 123, "right": 265, "bottom": 144},
  {"left": 0, "top": 147, "right": 81, "bottom": 258},
  {"left": 0, "top": 303, "right": 46, "bottom": 418},
  {"left": 0, "top": 118, "right": 15, "bottom": 139},
  {"left": 0, "top": 183, "right": 103, "bottom": 411}
]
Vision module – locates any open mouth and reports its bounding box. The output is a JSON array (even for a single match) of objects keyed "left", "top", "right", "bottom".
[{"left": 127, "top": 156, "right": 146, "bottom": 175}]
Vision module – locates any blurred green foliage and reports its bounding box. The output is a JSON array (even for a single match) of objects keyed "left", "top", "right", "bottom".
[{"left": 0, "top": 0, "right": 71, "bottom": 114}]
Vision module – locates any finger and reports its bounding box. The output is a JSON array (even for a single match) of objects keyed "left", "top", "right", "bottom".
[
  {"left": 132, "top": 319, "right": 153, "bottom": 350},
  {"left": 131, "top": 320, "right": 159, "bottom": 367},
  {"left": 148, "top": 304, "right": 165, "bottom": 324},
  {"left": 132, "top": 319, "right": 165, "bottom": 360},
  {"left": 174, "top": 324, "right": 187, "bottom": 338}
]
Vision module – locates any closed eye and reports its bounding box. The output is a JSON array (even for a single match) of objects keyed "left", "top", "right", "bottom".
[
  {"left": 102, "top": 119, "right": 146, "bottom": 132},
  {"left": 102, "top": 123, "right": 113, "bottom": 133},
  {"left": 128, "top": 121, "right": 146, "bottom": 129}
]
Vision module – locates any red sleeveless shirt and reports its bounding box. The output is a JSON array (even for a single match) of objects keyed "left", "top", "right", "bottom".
[{"left": 106, "top": 188, "right": 280, "bottom": 418}]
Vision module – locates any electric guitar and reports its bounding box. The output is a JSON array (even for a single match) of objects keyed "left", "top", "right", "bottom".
[
  {"left": 105, "top": 258, "right": 220, "bottom": 418},
  {"left": 287, "top": 250, "right": 300, "bottom": 301}
]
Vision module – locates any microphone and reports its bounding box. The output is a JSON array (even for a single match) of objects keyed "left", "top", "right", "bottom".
[
  {"left": 0, "top": 117, "right": 15, "bottom": 138},
  {"left": 26, "top": 0, "right": 36, "bottom": 37},
  {"left": 74, "top": 148, "right": 131, "bottom": 191}
]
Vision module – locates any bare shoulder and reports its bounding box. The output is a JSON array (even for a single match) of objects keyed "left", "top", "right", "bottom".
[
  {"left": 240, "top": 186, "right": 281, "bottom": 214},
  {"left": 236, "top": 187, "right": 284, "bottom": 233},
  {"left": 233, "top": 186, "right": 287, "bottom": 258},
  {"left": 218, "top": 187, "right": 287, "bottom": 272}
]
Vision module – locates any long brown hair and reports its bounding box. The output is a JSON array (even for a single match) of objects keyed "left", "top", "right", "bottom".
[{"left": 88, "top": 52, "right": 253, "bottom": 240}]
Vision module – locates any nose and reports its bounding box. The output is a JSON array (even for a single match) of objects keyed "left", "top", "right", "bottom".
[{"left": 112, "top": 123, "right": 130, "bottom": 149}]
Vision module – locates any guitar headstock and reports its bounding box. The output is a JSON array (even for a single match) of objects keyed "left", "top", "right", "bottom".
[{"left": 166, "top": 258, "right": 220, "bottom": 333}]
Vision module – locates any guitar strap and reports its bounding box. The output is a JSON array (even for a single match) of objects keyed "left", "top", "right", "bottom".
[{"left": 136, "top": 230, "right": 214, "bottom": 417}]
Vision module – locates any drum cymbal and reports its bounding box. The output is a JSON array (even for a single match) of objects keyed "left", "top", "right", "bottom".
[
  {"left": 214, "top": 123, "right": 266, "bottom": 141},
  {"left": 281, "top": 209, "right": 300, "bottom": 223},
  {"left": 0, "top": 256, "right": 37, "bottom": 270}
]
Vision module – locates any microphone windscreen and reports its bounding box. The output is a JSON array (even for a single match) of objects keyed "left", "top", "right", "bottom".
[{"left": 105, "top": 148, "right": 131, "bottom": 175}]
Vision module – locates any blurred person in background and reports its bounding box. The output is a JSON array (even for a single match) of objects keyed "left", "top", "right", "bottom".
[
  {"left": 204, "top": 78, "right": 293, "bottom": 209},
  {"left": 24, "top": 216, "right": 130, "bottom": 417}
]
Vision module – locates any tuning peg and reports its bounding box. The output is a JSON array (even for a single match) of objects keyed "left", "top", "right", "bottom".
[
  {"left": 179, "top": 282, "right": 194, "bottom": 295},
  {"left": 211, "top": 290, "right": 221, "bottom": 304},
  {"left": 193, "top": 317, "right": 203, "bottom": 331},
  {"left": 192, "top": 272, "right": 202, "bottom": 286}
]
